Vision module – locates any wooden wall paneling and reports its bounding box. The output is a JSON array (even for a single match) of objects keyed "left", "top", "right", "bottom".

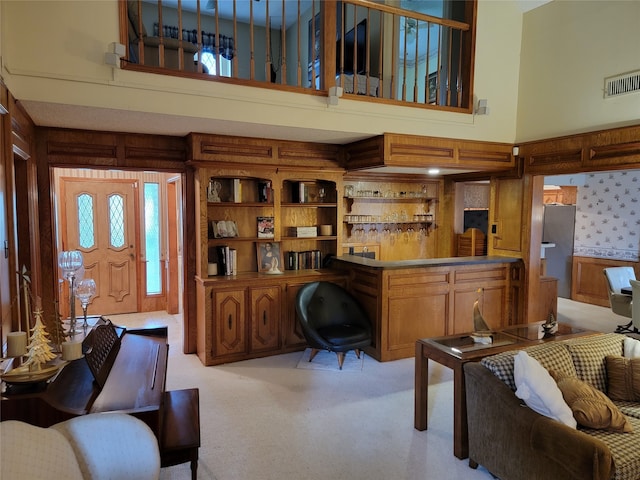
[
  {"left": 343, "top": 134, "right": 516, "bottom": 173},
  {"left": 521, "top": 136, "right": 584, "bottom": 175},
  {"left": 0, "top": 82, "right": 16, "bottom": 345},
  {"left": 10, "top": 96, "right": 39, "bottom": 332},
  {"left": 343, "top": 136, "right": 384, "bottom": 170},
  {"left": 522, "top": 124, "right": 640, "bottom": 176},
  {"left": 571, "top": 256, "right": 639, "bottom": 307},
  {"left": 189, "top": 134, "right": 342, "bottom": 169},
  {"left": 36, "top": 127, "right": 196, "bottom": 353}
]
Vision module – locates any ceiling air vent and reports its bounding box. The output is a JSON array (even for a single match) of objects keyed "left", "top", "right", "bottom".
[{"left": 604, "top": 70, "right": 640, "bottom": 98}]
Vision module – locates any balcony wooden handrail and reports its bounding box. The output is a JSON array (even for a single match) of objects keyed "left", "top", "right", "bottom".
[{"left": 120, "top": 0, "right": 475, "bottom": 112}]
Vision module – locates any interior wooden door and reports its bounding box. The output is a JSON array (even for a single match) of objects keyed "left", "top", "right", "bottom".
[{"left": 60, "top": 177, "right": 139, "bottom": 316}]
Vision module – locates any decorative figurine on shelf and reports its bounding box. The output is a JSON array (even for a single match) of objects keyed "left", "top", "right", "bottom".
[
  {"left": 541, "top": 311, "right": 558, "bottom": 336},
  {"left": 472, "top": 287, "right": 493, "bottom": 344},
  {"left": 23, "top": 305, "right": 57, "bottom": 371},
  {"left": 208, "top": 179, "right": 222, "bottom": 202}
]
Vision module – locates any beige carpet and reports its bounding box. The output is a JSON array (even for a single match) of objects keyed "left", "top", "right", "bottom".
[
  {"left": 295, "top": 348, "right": 365, "bottom": 372},
  {"left": 111, "top": 297, "right": 619, "bottom": 480}
]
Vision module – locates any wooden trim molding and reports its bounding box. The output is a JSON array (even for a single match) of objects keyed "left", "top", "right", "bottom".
[
  {"left": 521, "top": 123, "right": 640, "bottom": 175},
  {"left": 189, "top": 133, "right": 341, "bottom": 167},
  {"left": 344, "top": 133, "right": 515, "bottom": 173},
  {"left": 571, "top": 256, "right": 639, "bottom": 307}
]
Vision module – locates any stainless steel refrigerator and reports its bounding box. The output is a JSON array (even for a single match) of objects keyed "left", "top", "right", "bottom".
[{"left": 542, "top": 204, "right": 576, "bottom": 298}]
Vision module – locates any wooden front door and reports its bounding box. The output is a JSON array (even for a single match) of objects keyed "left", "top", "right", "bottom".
[{"left": 60, "top": 178, "right": 139, "bottom": 316}]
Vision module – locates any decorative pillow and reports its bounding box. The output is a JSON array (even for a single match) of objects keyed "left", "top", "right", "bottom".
[
  {"left": 513, "top": 351, "right": 576, "bottom": 428},
  {"left": 565, "top": 333, "right": 624, "bottom": 392},
  {"left": 606, "top": 355, "right": 640, "bottom": 401},
  {"left": 481, "top": 342, "right": 576, "bottom": 391},
  {"left": 624, "top": 336, "right": 640, "bottom": 358},
  {"left": 550, "top": 369, "right": 633, "bottom": 432}
]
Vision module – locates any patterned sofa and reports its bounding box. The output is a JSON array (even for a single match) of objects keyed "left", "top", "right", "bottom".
[{"left": 464, "top": 333, "right": 640, "bottom": 480}]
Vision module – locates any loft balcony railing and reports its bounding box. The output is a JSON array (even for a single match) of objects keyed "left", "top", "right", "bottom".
[{"left": 121, "top": 0, "right": 475, "bottom": 112}]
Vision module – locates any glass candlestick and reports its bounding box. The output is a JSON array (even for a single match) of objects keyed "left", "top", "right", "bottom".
[
  {"left": 58, "top": 250, "right": 84, "bottom": 336},
  {"left": 75, "top": 278, "right": 96, "bottom": 330}
]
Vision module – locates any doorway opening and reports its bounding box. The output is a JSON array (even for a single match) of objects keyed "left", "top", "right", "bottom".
[{"left": 52, "top": 167, "right": 184, "bottom": 319}]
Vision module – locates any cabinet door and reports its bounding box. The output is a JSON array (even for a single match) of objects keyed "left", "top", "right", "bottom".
[
  {"left": 283, "top": 282, "right": 308, "bottom": 348},
  {"left": 250, "top": 286, "right": 281, "bottom": 352},
  {"left": 213, "top": 289, "right": 247, "bottom": 357}
]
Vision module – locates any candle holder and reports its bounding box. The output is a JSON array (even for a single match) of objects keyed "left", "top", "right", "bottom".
[
  {"left": 75, "top": 278, "right": 96, "bottom": 330},
  {"left": 58, "top": 250, "right": 84, "bottom": 337}
]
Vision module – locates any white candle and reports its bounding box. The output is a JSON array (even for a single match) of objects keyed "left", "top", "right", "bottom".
[
  {"left": 61, "top": 340, "right": 83, "bottom": 361},
  {"left": 6, "top": 331, "right": 27, "bottom": 357}
]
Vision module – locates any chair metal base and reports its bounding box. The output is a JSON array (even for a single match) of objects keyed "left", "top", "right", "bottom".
[
  {"left": 309, "top": 348, "right": 363, "bottom": 370},
  {"left": 615, "top": 320, "right": 638, "bottom": 334}
]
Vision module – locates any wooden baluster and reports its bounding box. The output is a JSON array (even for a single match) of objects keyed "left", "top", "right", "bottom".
[
  {"left": 296, "top": 0, "right": 301, "bottom": 86},
  {"left": 214, "top": 0, "right": 220, "bottom": 76},
  {"left": 402, "top": 16, "right": 407, "bottom": 101},
  {"left": 436, "top": 24, "right": 442, "bottom": 106},
  {"left": 232, "top": 0, "right": 238, "bottom": 78},
  {"left": 413, "top": 18, "right": 419, "bottom": 103},
  {"left": 365, "top": 8, "right": 371, "bottom": 96},
  {"left": 265, "top": 0, "right": 271, "bottom": 81},
  {"left": 178, "top": 0, "right": 187, "bottom": 71},
  {"left": 156, "top": 0, "right": 164, "bottom": 68},
  {"left": 446, "top": 26, "right": 453, "bottom": 107},
  {"left": 250, "top": 0, "right": 255, "bottom": 80},
  {"left": 378, "top": 9, "right": 384, "bottom": 98},
  {"left": 457, "top": 30, "right": 464, "bottom": 106},
  {"left": 280, "top": 0, "right": 286, "bottom": 84},
  {"left": 424, "top": 21, "right": 431, "bottom": 104}
]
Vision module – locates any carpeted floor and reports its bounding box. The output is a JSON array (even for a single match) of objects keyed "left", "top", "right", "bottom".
[
  {"left": 295, "top": 348, "right": 365, "bottom": 371},
  {"left": 109, "top": 297, "right": 623, "bottom": 480}
]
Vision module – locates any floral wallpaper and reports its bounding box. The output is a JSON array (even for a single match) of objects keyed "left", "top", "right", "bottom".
[{"left": 574, "top": 171, "right": 640, "bottom": 262}]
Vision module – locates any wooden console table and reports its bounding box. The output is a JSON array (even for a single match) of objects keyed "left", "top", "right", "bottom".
[{"left": 414, "top": 323, "right": 597, "bottom": 459}]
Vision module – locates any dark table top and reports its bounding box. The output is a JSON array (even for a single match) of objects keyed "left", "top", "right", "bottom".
[{"left": 622, "top": 287, "right": 632, "bottom": 295}]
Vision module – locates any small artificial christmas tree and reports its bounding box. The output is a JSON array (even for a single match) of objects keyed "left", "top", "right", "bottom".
[
  {"left": 23, "top": 307, "right": 57, "bottom": 371},
  {"left": 48, "top": 299, "right": 67, "bottom": 352}
]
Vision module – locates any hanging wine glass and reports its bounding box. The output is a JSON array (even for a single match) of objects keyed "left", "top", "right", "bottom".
[
  {"left": 58, "top": 250, "right": 84, "bottom": 336},
  {"left": 75, "top": 278, "right": 96, "bottom": 330}
]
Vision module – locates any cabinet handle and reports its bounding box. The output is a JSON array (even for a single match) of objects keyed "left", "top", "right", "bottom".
[
  {"left": 228, "top": 314, "right": 232, "bottom": 329},
  {"left": 263, "top": 310, "right": 267, "bottom": 325}
]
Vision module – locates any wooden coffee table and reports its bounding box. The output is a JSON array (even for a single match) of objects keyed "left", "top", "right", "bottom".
[{"left": 414, "top": 322, "right": 597, "bottom": 459}]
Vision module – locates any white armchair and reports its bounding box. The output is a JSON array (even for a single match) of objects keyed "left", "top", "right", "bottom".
[{"left": 1, "top": 413, "right": 160, "bottom": 480}]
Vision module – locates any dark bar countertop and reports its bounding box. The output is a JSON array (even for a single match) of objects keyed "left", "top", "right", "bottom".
[{"left": 332, "top": 255, "right": 521, "bottom": 270}]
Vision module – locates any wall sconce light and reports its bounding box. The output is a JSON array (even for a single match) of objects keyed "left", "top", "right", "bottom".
[
  {"left": 327, "top": 86, "right": 343, "bottom": 106},
  {"left": 476, "top": 98, "right": 489, "bottom": 115},
  {"left": 105, "top": 42, "right": 126, "bottom": 67},
  {"left": 512, "top": 146, "right": 520, "bottom": 156}
]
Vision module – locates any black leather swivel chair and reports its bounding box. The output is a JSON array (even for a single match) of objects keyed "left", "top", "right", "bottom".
[{"left": 295, "top": 281, "right": 372, "bottom": 370}]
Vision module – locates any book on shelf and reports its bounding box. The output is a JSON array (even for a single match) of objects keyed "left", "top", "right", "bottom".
[
  {"left": 215, "top": 245, "right": 237, "bottom": 276},
  {"left": 231, "top": 178, "right": 242, "bottom": 203},
  {"left": 291, "top": 182, "right": 309, "bottom": 203},
  {"left": 258, "top": 181, "right": 273, "bottom": 203},
  {"left": 257, "top": 216, "right": 275, "bottom": 238},
  {"left": 286, "top": 250, "right": 322, "bottom": 270},
  {"left": 287, "top": 226, "right": 317, "bottom": 237}
]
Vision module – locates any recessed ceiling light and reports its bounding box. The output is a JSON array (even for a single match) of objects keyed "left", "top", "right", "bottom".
[{"left": 427, "top": 168, "right": 440, "bottom": 175}]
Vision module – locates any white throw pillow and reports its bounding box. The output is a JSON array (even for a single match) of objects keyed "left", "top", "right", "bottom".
[
  {"left": 514, "top": 351, "right": 577, "bottom": 428},
  {"left": 624, "top": 337, "right": 640, "bottom": 358}
]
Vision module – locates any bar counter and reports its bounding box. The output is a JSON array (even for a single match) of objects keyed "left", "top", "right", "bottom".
[{"left": 331, "top": 255, "right": 524, "bottom": 361}]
